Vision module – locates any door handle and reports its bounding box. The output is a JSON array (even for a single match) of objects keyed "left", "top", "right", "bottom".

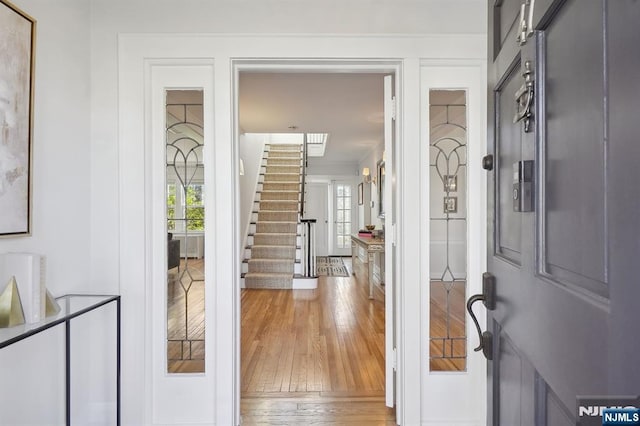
[{"left": 466, "top": 273, "right": 496, "bottom": 360}]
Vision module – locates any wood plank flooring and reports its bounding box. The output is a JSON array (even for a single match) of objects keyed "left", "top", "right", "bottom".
[
  {"left": 241, "top": 259, "right": 394, "bottom": 424},
  {"left": 241, "top": 263, "right": 386, "bottom": 394}
]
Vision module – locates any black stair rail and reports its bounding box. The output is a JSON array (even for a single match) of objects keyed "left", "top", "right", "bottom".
[
  {"left": 300, "top": 219, "right": 317, "bottom": 277},
  {"left": 299, "top": 135, "right": 318, "bottom": 278},
  {"left": 300, "top": 133, "right": 307, "bottom": 219}
]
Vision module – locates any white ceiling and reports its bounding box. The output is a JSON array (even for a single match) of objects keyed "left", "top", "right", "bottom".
[{"left": 239, "top": 72, "right": 386, "bottom": 163}]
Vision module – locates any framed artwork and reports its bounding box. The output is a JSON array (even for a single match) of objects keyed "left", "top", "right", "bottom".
[
  {"left": 358, "top": 182, "right": 363, "bottom": 205},
  {"left": 0, "top": 0, "right": 35, "bottom": 236},
  {"left": 443, "top": 196, "right": 457, "bottom": 213}
]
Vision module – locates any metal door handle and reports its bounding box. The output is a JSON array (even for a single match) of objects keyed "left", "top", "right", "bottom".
[{"left": 466, "top": 273, "right": 496, "bottom": 360}]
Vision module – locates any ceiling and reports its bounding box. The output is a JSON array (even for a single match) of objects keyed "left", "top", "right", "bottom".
[{"left": 239, "top": 72, "right": 386, "bottom": 164}]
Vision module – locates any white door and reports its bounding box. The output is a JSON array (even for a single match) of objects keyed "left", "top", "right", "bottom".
[
  {"left": 332, "top": 181, "right": 354, "bottom": 256},
  {"left": 383, "top": 74, "right": 396, "bottom": 408},
  {"left": 305, "top": 183, "right": 329, "bottom": 257}
]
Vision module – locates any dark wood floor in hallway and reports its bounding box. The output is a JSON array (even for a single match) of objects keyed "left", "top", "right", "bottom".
[{"left": 241, "top": 260, "right": 395, "bottom": 424}]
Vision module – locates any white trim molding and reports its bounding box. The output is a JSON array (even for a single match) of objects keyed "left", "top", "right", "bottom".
[
  {"left": 118, "top": 33, "right": 486, "bottom": 425},
  {"left": 419, "top": 60, "right": 488, "bottom": 425}
]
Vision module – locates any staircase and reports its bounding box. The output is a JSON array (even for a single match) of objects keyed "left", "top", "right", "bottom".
[{"left": 243, "top": 143, "right": 316, "bottom": 289}]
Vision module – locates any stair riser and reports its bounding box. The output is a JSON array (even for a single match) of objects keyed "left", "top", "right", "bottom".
[
  {"left": 254, "top": 212, "right": 298, "bottom": 222},
  {"left": 258, "top": 201, "right": 299, "bottom": 211},
  {"left": 256, "top": 192, "right": 300, "bottom": 201},
  {"left": 247, "top": 261, "right": 294, "bottom": 274},
  {"left": 244, "top": 276, "right": 293, "bottom": 289},
  {"left": 267, "top": 151, "right": 301, "bottom": 158},
  {"left": 262, "top": 174, "right": 301, "bottom": 183},
  {"left": 248, "top": 235, "right": 300, "bottom": 246},
  {"left": 259, "top": 182, "right": 300, "bottom": 192},
  {"left": 264, "top": 166, "right": 301, "bottom": 174},
  {"left": 268, "top": 147, "right": 301, "bottom": 151},
  {"left": 242, "top": 262, "right": 302, "bottom": 274},
  {"left": 250, "top": 223, "right": 300, "bottom": 234},
  {"left": 264, "top": 158, "right": 302, "bottom": 166},
  {"left": 245, "top": 247, "right": 300, "bottom": 259}
]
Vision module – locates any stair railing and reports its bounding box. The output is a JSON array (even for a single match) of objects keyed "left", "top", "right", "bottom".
[
  {"left": 299, "top": 135, "right": 317, "bottom": 277},
  {"left": 301, "top": 219, "right": 317, "bottom": 277},
  {"left": 300, "top": 133, "right": 307, "bottom": 219}
]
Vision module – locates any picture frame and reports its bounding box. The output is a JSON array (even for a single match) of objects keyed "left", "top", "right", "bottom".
[
  {"left": 358, "top": 182, "right": 363, "bottom": 205},
  {"left": 443, "top": 196, "right": 457, "bottom": 213},
  {"left": 0, "top": 0, "right": 36, "bottom": 237}
]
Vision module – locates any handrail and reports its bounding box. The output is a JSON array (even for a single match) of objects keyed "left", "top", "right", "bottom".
[{"left": 300, "top": 133, "right": 308, "bottom": 219}]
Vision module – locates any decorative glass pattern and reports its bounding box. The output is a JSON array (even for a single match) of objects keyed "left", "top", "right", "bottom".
[
  {"left": 335, "top": 184, "right": 352, "bottom": 249},
  {"left": 428, "top": 90, "right": 468, "bottom": 371},
  {"left": 165, "top": 90, "right": 205, "bottom": 373}
]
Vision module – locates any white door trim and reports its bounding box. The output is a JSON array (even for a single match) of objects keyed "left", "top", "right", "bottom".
[
  {"left": 118, "top": 34, "right": 485, "bottom": 425},
  {"left": 419, "top": 60, "right": 487, "bottom": 425}
]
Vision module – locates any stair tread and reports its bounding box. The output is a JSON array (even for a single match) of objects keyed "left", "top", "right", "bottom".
[
  {"left": 243, "top": 259, "right": 301, "bottom": 264},
  {"left": 250, "top": 221, "right": 299, "bottom": 224},
  {"left": 257, "top": 201, "right": 299, "bottom": 204},
  {"left": 243, "top": 272, "right": 293, "bottom": 278},
  {"left": 252, "top": 232, "right": 297, "bottom": 236},
  {"left": 248, "top": 233, "right": 302, "bottom": 237},
  {"left": 246, "top": 245, "right": 301, "bottom": 249}
]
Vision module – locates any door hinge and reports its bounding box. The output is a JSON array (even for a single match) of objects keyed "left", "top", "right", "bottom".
[
  {"left": 516, "top": 0, "right": 536, "bottom": 46},
  {"left": 393, "top": 347, "right": 397, "bottom": 371},
  {"left": 391, "top": 96, "right": 397, "bottom": 121}
]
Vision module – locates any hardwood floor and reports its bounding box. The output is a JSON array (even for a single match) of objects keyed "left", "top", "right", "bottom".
[
  {"left": 241, "top": 266, "right": 385, "bottom": 393},
  {"left": 241, "top": 393, "right": 396, "bottom": 425},
  {"left": 241, "top": 259, "right": 394, "bottom": 424}
]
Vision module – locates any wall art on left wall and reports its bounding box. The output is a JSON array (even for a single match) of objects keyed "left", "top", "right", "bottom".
[{"left": 0, "top": 0, "right": 35, "bottom": 237}]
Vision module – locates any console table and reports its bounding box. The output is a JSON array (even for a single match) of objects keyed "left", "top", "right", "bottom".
[
  {"left": 0, "top": 294, "right": 121, "bottom": 425},
  {"left": 351, "top": 235, "right": 385, "bottom": 299}
]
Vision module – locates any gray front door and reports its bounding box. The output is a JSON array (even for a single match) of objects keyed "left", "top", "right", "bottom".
[{"left": 484, "top": 0, "right": 640, "bottom": 424}]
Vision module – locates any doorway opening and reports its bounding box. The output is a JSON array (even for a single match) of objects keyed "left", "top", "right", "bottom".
[{"left": 235, "top": 64, "right": 397, "bottom": 423}]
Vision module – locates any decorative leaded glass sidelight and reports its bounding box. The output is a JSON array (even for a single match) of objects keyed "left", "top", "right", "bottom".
[
  {"left": 429, "top": 90, "right": 467, "bottom": 371},
  {"left": 165, "top": 90, "right": 205, "bottom": 373}
]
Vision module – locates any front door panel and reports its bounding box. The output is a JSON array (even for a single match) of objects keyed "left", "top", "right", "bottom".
[{"left": 486, "top": 0, "right": 640, "bottom": 424}]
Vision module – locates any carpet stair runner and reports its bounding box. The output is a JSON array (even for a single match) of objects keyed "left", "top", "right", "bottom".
[{"left": 244, "top": 143, "right": 302, "bottom": 289}]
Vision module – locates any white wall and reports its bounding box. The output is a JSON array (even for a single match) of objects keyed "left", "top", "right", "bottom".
[
  {"left": 0, "top": 0, "right": 91, "bottom": 294},
  {"left": 0, "top": 1, "right": 102, "bottom": 424},
  {"left": 238, "top": 133, "right": 266, "bottom": 253}
]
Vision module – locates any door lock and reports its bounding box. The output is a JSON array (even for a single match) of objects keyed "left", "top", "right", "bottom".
[{"left": 482, "top": 154, "right": 494, "bottom": 171}]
